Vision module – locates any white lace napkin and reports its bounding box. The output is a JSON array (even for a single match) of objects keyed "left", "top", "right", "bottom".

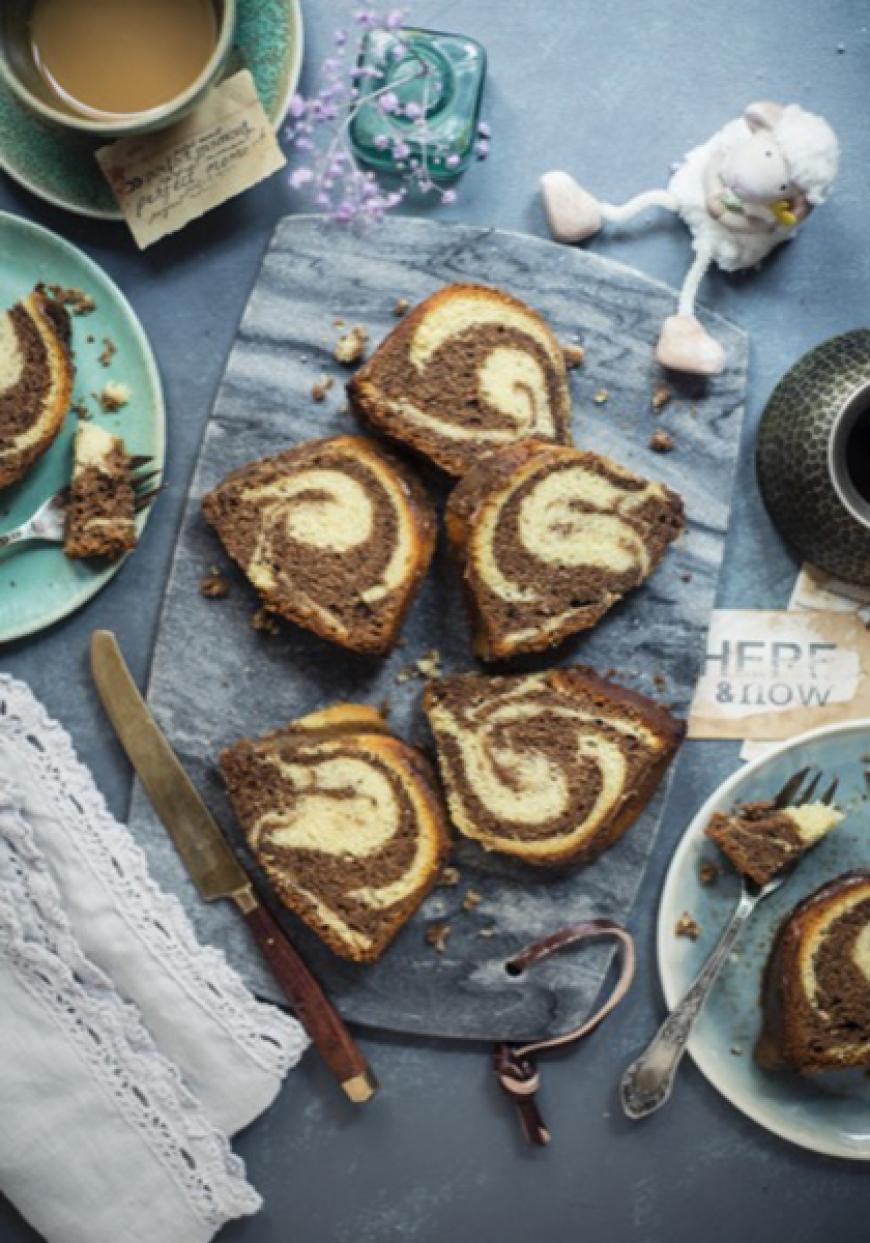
[{"left": 0, "top": 676, "right": 309, "bottom": 1243}]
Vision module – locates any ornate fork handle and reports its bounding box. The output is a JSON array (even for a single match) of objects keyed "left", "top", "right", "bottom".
[
  {"left": 620, "top": 886, "right": 758, "bottom": 1119},
  {"left": 0, "top": 522, "right": 36, "bottom": 553}
]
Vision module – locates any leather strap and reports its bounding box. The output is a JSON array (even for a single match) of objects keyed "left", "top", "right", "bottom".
[{"left": 493, "top": 919, "right": 636, "bottom": 1146}]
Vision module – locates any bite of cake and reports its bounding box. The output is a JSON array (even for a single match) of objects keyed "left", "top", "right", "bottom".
[
  {"left": 756, "top": 871, "right": 870, "bottom": 1072},
  {"left": 0, "top": 284, "right": 74, "bottom": 490},
  {"left": 423, "top": 666, "right": 684, "bottom": 867},
  {"left": 706, "top": 799, "right": 843, "bottom": 888},
  {"left": 64, "top": 422, "right": 137, "bottom": 560},
  {"left": 202, "top": 435, "right": 436, "bottom": 655},
  {"left": 347, "top": 283, "right": 573, "bottom": 477},
  {"left": 219, "top": 704, "right": 451, "bottom": 963},
  {"left": 445, "top": 439, "right": 685, "bottom": 661}
]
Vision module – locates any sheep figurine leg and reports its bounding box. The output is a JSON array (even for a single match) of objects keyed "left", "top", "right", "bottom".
[{"left": 539, "top": 102, "right": 840, "bottom": 377}]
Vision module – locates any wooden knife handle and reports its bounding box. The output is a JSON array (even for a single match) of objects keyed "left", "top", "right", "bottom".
[{"left": 241, "top": 899, "right": 378, "bottom": 1103}]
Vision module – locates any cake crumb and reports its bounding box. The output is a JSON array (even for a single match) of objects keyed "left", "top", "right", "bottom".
[
  {"left": 649, "top": 429, "right": 675, "bottom": 453},
  {"left": 48, "top": 284, "right": 95, "bottom": 316},
  {"left": 333, "top": 317, "right": 345, "bottom": 327},
  {"left": 562, "top": 344, "right": 585, "bottom": 370},
  {"left": 71, "top": 398, "right": 91, "bottom": 420},
  {"left": 730, "top": 1045, "right": 743, "bottom": 1056},
  {"left": 415, "top": 648, "right": 443, "bottom": 679},
  {"left": 651, "top": 385, "right": 672, "bottom": 411},
  {"left": 96, "top": 381, "right": 130, "bottom": 412},
  {"left": 675, "top": 912, "right": 701, "bottom": 941},
  {"left": 98, "top": 336, "right": 117, "bottom": 368},
  {"left": 251, "top": 607, "right": 280, "bottom": 635},
  {"left": 653, "top": 672, "right": 667, "bottom": 692},
  {"left": 392, "top": 298, "right": 411, "bottom": 317},
  {"left": 425, "top": 921, "right": 452, "bottom": 954},
  {"left": 462, "top": 888, "right": 482, "bottom": 912},
  {"left": 334, "top": 325, "right": 369, "bottom": 365},
  {"left": 311, "top": 374, "right": 334, "bottom": 402},
  {"left": 479, "top": 926, "right": 498, "bottom": 938},
  {"left": 437, "top": 865, "right": 461, "bottom": 888},
  {"left": 681, "top": 572, "right": 693, "bottom": 583},
  {"left": 593, "top": 388, "right": 610, "bottom": 404},
  {"left": 699, "top": 860, "right": 719, "bottom": 886},
  {"left": 200, "top": 573, "right": 230, "bottom": 599}
]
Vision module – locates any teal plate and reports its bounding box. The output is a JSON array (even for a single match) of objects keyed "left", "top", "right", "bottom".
[
  {"left": 0, "top": 212, "right": 165, "bottom": 642},
  {"left": 0, "top": 0, "right": 303, "bottom": 219},
  {"left": 658, "top": 721, "right": 870, "bottom": 1159}
]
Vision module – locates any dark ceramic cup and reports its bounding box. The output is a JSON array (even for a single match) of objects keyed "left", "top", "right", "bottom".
[{"left": 757, "top": 330, "right": 870, "bottom": 586}]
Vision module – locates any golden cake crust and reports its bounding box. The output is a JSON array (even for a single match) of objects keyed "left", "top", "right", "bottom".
[
  {"left": 347, "top": 283, "right": 573, "bottom": 477},
  {"left": 202, "top": 435, "right": 436, "bottom": 655},
  {"left": 220, "top": 703, "right": 451, "bottom": 963},
  {"left": 445, "top": 439, "right": 685, "bottom": 661},
  {"left": 423, "top": 666, "right": 684, "bottom": 867}
]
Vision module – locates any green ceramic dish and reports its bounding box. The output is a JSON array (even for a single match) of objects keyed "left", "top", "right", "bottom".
[
  {"left": 756, "top": 330, "right": 870, "bottom": 586},
  {"left": 0, "top": 211, "right": 165, "bottom": 642},
  {"left": 0, "top": 0, "right": 303, "bottom": 219}
]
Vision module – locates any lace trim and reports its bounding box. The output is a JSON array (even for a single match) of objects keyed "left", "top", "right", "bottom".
[
  {"left": 0, "top": 790, "right": 260, "bottom": 1230},
  {"left": 0, "top": 675, "right": 307, "bottom": 1079}
]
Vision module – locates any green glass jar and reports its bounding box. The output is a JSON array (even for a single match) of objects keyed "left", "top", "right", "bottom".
[{"left": 349, "top": 27, "right": 486, "bottom": 181}]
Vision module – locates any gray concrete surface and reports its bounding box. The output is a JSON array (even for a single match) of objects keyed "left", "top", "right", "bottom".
[{"left": 1, "top": 2, "right": 868, "bottom": 1240}]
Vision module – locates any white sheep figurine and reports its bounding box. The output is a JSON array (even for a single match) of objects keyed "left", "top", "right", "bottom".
[{"left": 540, "top": 101, "right": 840, "bottom": 375}]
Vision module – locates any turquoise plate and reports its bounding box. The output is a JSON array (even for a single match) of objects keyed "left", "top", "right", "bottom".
[
  {"left": 0, "top": 0, "right": 303, "bottom": 219},
  {"left": 658, "top": 721, "right": 870, "bottom": 1159},
  {"left": 0, "top": 212, "right": 165, "bottom": 642}
]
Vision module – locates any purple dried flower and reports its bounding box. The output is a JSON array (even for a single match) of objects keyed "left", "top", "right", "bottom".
[
  {"left": 374, "top": 134, "right": 389, "bottom": 150},
  {"left": 392, "top": 140, "right": 411, "bottom": 159},
  {"left": 386, "top": 8, "right": 406, "bottom": 28},
  {"left": 404, "top": 101, "right": 423, "bottom": 120},
  {"left": 445, "top": 153, "right": 461, "bottom": 169},
  {"left": 474, "top": 138, "right": 490, "bottom": 159},
  {"left": 379, "top": 90, "right": 400, "bottom": 114},
  {"left": 289, "top": 94, "right": 306, "bottom": 119},
  {"left": 290, "top": 167, "right": 314, "bottom": 188},
  {"left": 295, "top": 136, "right": 315, "bottom": 152},
  {"left": 441, "top": 189, "right": 457, "bottom": 204},
  {"left": 477, "top": 120, "right": 491, "bottom": 138}
]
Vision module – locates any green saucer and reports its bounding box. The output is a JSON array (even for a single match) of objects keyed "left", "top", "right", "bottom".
[
  {"left": 0, "top": 0, "right": 303, "bottom": 219},
  {"left": 0, "top": 212, "right": 165, "bottom": 642}
]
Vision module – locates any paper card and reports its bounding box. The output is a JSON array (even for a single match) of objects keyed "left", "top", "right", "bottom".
[
  {"left": 688, "top": 608, "right": 870, "bottom": 741},
  {"left": 96, "top": 70, "right": 286, "bottom": 249}
]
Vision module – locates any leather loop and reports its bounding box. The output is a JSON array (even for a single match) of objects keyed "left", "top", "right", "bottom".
[{"left": 492, "top": 919, "right": 635, "bottom": 1147}]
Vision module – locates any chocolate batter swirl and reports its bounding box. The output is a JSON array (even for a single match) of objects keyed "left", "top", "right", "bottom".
[
  {"left": 202, "top": 436, "right": 436, "bottom": 654},
  {"left": 348, "top": 284, "right": 572, "bottom": 476},
  {"left": 220, "top": 706, "right": 450, "bottom": 962},
  {"left": 424, "top": 668, "right": 683, "bottom": 867},
  {"left": 446, "top": 441, "right": 685, "bottom": 660}
]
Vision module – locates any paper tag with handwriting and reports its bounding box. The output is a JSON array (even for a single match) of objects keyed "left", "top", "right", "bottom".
[
  {"left": 689, "top": 608, "right": 870, "bottom": 741},
  {"left": 96, "top": 70, "right": 286, "bottom": 249}
]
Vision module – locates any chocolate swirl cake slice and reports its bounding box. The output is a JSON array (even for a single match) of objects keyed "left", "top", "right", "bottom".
[
  {"left": 65, "top": 422, "right": 137, "bottom": 560},
  {"left": 423, "top": 667, "right": 684, "bottom": 867},
  {"left": 446, "top": 440, "right": 685, "bottom": 661},
  {"left": 202, "top": 435, "right": 436, "bottom": 654},
  {"left": 347, "top": 284, "right": 572, "bottom": 477},
  {"left": 0, "top": 284, "right": 74, "bottom": 489},
  {"left": 220, "top": 704, "right": 451, "bottom": 963},
  {"left": 706, "top": 799, "right": 843, "bottom": 888},
  {"left": 756, "top": 871, "right": 870, "bottom": 1072}
]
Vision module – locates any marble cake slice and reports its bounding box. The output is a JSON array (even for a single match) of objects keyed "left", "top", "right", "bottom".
[
  {"left": 220, "top": 704, "right": 452, "bottom": 963},
  {"left": 347, "top": 283, "right": 573, "bottom": 477},
  {"left": 202, "top": 435, "right": 436, "bottom": 655},
  {"left": 423, "top": 667, "right": 684, "bottom": 867},
  {"left": 0, "top": 284, "right": 74, "bottom": 490},
  {"left": 445, "top": 439, "right": 685, "bottom": 661},
  {"left": 65, "top": 422, "right": 137, "bottom": 560},
  {"left": 706, "top": 799, "right": 842, "bottom": 888},
  {"left": 756, "top": 871, "right": 870, "bottom": 1072}
]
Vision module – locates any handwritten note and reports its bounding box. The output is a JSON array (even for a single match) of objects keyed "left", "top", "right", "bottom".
[
  {"left": 96, "top": 70, "right": 286, "bottom": 249},
  {"left": 688, "top": 609, "right": 870, "bottom": 741}
]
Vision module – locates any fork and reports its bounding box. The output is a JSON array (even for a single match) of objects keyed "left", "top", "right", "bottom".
[
  {"left": 619, "top": 765, "right": 839, "bottom": 1120},
  {"left": 0, "top": 457, "right": 160, "bottom": 556}
]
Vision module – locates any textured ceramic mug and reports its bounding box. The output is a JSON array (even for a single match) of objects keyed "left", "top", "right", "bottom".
[
  {"left": 0, "top": 0, "right": 236, "bottom": 139},
  {"left": 757, "top": 330, "right": 870, "bottom": 586}
]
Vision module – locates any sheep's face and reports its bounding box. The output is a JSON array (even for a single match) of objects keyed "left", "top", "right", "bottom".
[{"left": 720, "top": 130, "right": 793, "bottom": 204}]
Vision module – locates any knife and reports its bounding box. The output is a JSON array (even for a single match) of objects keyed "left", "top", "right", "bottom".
[{"left": 90, "top": 629, "right": 378, "bottom": 1104}]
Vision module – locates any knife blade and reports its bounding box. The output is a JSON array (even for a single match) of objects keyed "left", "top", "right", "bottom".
[{"left": 90, "top": 629, "right": 378, "bottom": 1104}]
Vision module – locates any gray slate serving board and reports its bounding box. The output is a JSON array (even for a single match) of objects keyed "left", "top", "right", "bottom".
[{"left": 129, "top": 215, "right": 747, "bottom": 1041}]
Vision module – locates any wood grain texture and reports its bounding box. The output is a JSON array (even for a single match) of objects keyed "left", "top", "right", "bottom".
[{"left": 128, "top": 215, "right": 748, "bottom": 1041}]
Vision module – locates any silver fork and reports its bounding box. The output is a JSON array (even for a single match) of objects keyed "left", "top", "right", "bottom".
[
  {"left": 619, "top": 765, "right": 839, "bottom": 1120},
  {"left": 0, "top": 457, "right": 160, "bottom": 556}
]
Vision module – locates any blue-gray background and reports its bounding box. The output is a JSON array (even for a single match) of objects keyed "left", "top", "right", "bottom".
[{"left": 2, "top": 2, "right": 867, "bottom": 1240}]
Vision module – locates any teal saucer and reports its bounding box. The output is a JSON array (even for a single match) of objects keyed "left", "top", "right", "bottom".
[
  {"left": 0, "top": 212, "right": 165, "bottom": 642},
  {"left": 0, "top": 0, "right": 303, "bottom": 219}
]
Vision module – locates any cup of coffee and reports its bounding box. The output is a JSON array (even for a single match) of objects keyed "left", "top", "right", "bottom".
[{"left": 0, "top": 0, "right": 237, "bottom": 138}]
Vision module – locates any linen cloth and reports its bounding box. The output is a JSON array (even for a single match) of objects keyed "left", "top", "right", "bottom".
[{"left": 0, "top": 676, "right": 309, "bottom": 1243}]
